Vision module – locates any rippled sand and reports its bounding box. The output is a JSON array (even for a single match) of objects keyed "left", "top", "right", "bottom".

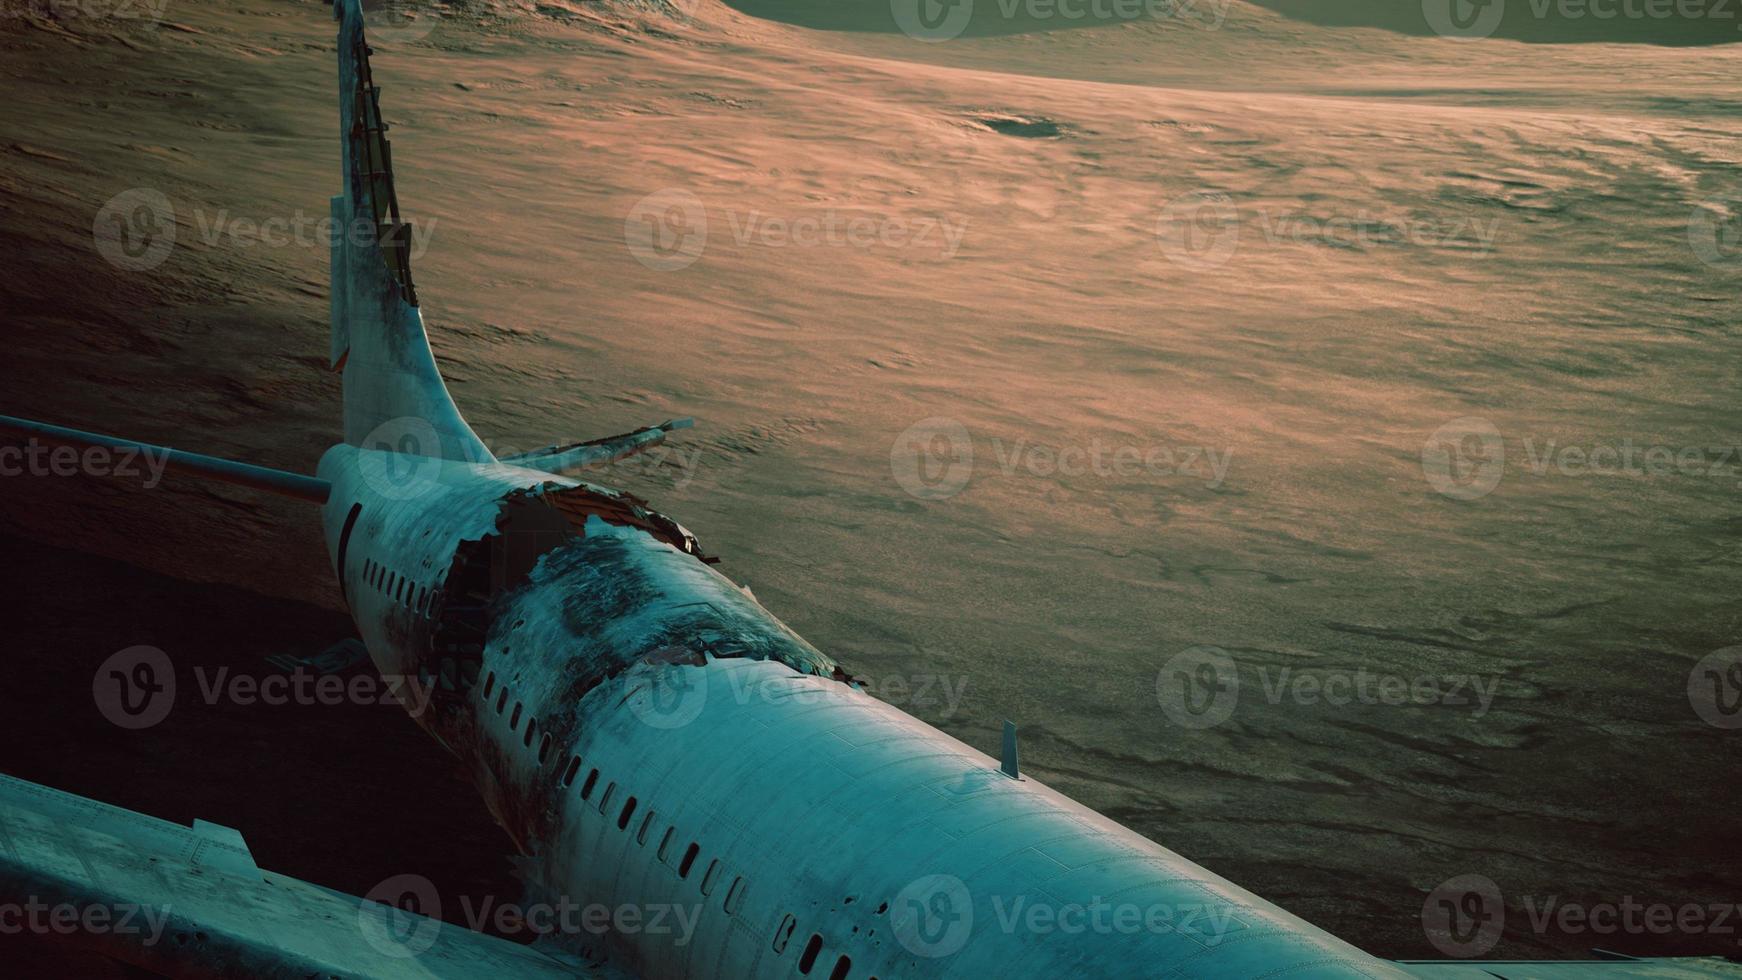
[{"left": 1, "top": 0, "right": 1737, "bottom": 962}]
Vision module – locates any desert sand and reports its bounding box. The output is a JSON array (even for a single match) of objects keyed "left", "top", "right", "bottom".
[{"left": 1, "top": 0, "right": 1738, "bottom": 967}]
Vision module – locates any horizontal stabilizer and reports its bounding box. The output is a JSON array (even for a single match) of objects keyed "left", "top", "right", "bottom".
[
  {"left": 502, "top": 418, "right": 693, "bottom": 476},
  {"left": 0, "top": 414, "right": 330, "bottom": 504}
]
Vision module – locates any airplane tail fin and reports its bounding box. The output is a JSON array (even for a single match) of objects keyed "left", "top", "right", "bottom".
[{"left": 329, "top": 0, "right": 492, "bottom": 464}]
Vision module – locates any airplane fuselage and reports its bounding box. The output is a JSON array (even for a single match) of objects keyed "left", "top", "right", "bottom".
[{"left": 317, "top": 444, "right": 1408, "bottom": 979}]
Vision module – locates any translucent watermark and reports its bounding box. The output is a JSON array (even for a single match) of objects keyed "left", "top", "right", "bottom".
[
  {"left": 1688, "top": 646, "right": 1742, "bottom": 729},
  {"left": 358, "top": 874, "right": 702, "bottom": 959},
  {"left": 0, "top": 438, "right": 170, "bottom": 489},
  {"left": 1422, "top": 0, "right": 1742, "bottom": 40},
  {"left": 1156, "top": 646, "right": 1503, "bottom": 730},
  {"left": 92, "top": 189, "right": 439, "bottom": 273},
  {"left": 890, "top": 417, "right": 1234, "bottom": 500},
  {"left": 1423, "top": 417, "right": 1742, "bottom": 500},
  {"left": 1422, "top": 874, "right": 1506, "bottom": 957},
  {"left": 888, "top": 876, "right": 1247, "bottom": 959},
  {"left": 1423, "top": 873, "right": 1742, "bottom": 958},
  {"left": 1157, "top": 192, "right": 1501, "bottom": 270},
  {"left": 625, "top": 649, "right": 973, "bottom": 731},
  {"left": 93, "top": 188, "right": 175, "bottom": 272},
  {"left": 1689, "top": 195, "right": 1742, "bottom": 273},
  {"left": 0, "top": 898, "right": 174, "bottom": 944},
  {"left": 991, "top": 897, "right": 1244, "bottom": 944},
  {"left": 888, "top": 0, "right": 1230, "bottom": 42},
  {"left": 2, "top": 0, "right": 170, "bottom": 25},
  {"left": 357, "top": 0, "right": 438, "bottom": 44},
  {"left": 892, "top": 874, "right": 974, "bottom": 957},
  {"left": 92, "top": 645, "right": 434, "bottom": 730},
  {"left": 625, "top": 189, "right": 968, "bottom": 271},
  {"left": 1421, "top": 0, "right": 1508, "bottom": 38}
]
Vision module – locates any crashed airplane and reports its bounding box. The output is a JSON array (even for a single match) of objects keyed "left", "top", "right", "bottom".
[{"left": 0, "top": 2, "right": 1737, "bottom": 978}]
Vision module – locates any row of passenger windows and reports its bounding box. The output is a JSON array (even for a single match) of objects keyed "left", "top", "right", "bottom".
[
  {"left": 777, "top": 918, "right": 865, "bottom": 980},
  {"left": 476, "top": 670, "right": 871, "bottom": 980},
  {"left": 362, "top": 557, "right": 434, "bottom": 617},
  {"left": 478, "top": 670, "right": 754, "bottom": 924}
]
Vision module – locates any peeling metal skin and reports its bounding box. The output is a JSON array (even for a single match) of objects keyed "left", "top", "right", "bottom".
[{"left": 317, "top": 442, "right": 1413, "bottom": 980}]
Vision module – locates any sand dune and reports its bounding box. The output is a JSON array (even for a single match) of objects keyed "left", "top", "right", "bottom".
[{"left": 1, "top": 0, "right": 1738, "bottom": 963}]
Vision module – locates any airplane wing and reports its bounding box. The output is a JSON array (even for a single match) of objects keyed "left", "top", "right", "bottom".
[
  {"left": 1400, "top": 958, "right": 1742, "bottom": 978},
  {"left": 501, "top": 418, "right": 693, "bottom": 476},
  {"left": 0, "top": 771, "right": 634, "bottom": 979}
]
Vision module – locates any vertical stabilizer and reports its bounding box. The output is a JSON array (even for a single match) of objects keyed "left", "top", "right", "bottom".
[{"left": 330, "top": 0, "right": 492, "bottom": 464}]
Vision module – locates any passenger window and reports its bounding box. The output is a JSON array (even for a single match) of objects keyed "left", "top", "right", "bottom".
[
  {"left": 561, "top": 756, "right": 581, "bottom": 787},
  {"left": 483, "top": 672, "right": 495, "bottom": 698},
  {"left": 798, "top": 934, "right": 823, "bottom": 973},
  {"left": 599, "top": 782, "right": 616, "bottom": 814},
  {"left": 724, "top": 877, "right": 745, "bottom": 914},
  {"left": 678, "top": 843, "right": 699, "bottom": 879},
  {"left": 496, "top": 689, "right": 508, "bottom": 714},
  {"left": 829, "top": 956, "right": 851, "bottom": 980},
  {"left": 580, "top": 769, "right": 599, "bottom": 800},
  {"left": 618, "top": 797, "right": 637, "bottom": 830},
  {"left": 509, "top": 703, "right": 522, "bottom": 730},
  {"left": 700, "top": 859, "right": 720, "bottom": 896},
  {"left": 657, "top": 827, "right": 675, "bottom": 863},
  {"left": 537, "top": 733, "right": 553, "bottom": 764},
  {"left": 772, "top": 914, "right": 796, "bottom": 954},
  {"left": 637, "top": 810, "right": 656, "bottom": 845},
  {"left": 524, "top": 718, "right": 537, "bottom": 748}
]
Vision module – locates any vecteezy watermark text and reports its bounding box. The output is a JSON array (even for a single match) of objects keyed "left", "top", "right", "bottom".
[
  {"left": 889, "top": 0, "right": 1231, "bottom": 42},
  {"left": 1423, "top": 873, "right": 1742, "bottom": 958},
  {"left": 358, "top": 874, "right": 702, "bottom": 959},
  {"left": 92, "top": 645, "right": 434, "bottom": 730},
  {"left": 625, "top": 188, "right": 967, "bottom": 271},
  {"left": 0, "top": 438, "right": 170, "bottom": 489},
  {"left": 1156, "top": 646, "right": 1502, "bottom": 730},
  {"left": 890, "top": 417, "right": 1234, "bottom": 500},
  {"left": 0, "top": 898, "right": 173, "bottom": 944},
  {"left": 1421, "top": 417, "right": 1742, "bottom": 500}
]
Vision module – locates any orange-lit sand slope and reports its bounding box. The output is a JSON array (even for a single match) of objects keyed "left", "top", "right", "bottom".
[{"left": 1, "top": 0, "right": 1737, "bottom": 961}]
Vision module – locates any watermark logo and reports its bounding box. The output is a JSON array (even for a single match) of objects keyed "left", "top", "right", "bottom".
[
  {"left": 190, "top": 208, "right": 438, "bottom": 259},
  {"left": 891, "top": 417, "right": 975, "bottom": 500},
  {"left": 359, "top": 0, "right": 438, "bottom": 44},
  {"left": 1422, "top": 874, "right": 1505, "bottom": 957},
  {"left": 624, "top": 648, "right": 711, "bottom": 730},
  {"left": 626, "top": 189, "right": 709, "bottom": 272},
  {"left": 0, "top": 438, "right": 170, "bottom": 488},
  {"left": 93, "top": 188, "right": 175, "bottom": 272},
  {"left": 1423, "top": 0, "right": 1506, "bottom": 38},
  {"left": 989, "top": 897, "right": 1243, "bottom": 944},
  {"left": 1689, "top": 195, "right": 1741, "bottom": 274},
  {"left": 93, "top": 645, "right": 435, "bottom": 730},
  {"left": 1157, "top": 648, "right": 1502, "bottom": 729},
  {"left": 1156, "top": 192, "right": 1240, "bottom": 271},
  {"left": 92, "top": 645, "right": 176, "bottom": 730},
  {"left": 626, "top": 190, "right": 966, "bottom": 268},
  {"left": 2, "top": 0, "right": 171, "bottom": 27},
  {"left": 1156, "top": 646, "right": 1239, "bottom": 730},
  {"left": 1422, "top": 417, "right": 1505, "bottom": 500},
  {"left": 359, "top": 873, "right": 443, "bottom": 959},
  {"left": 1688, "top": 646, "right": 1742, "bottom": 729},
  {"left": 891, "top": 0, "right": 976, "bottom": 41},
  {"left": 892, "top": 874, "right": 974, "bottom": 957},
  {"left": 357, "top": 417, "right": 447, "bottom": 501},
  {"left": 0, "top": 898, "right": 173, "bottom": 944},
  {"left": 891, "top": 419, "right": 1233, "bottom": 500},
  {"left": 1424, "top": 421, "right": 1742, "bottom": 499}
]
